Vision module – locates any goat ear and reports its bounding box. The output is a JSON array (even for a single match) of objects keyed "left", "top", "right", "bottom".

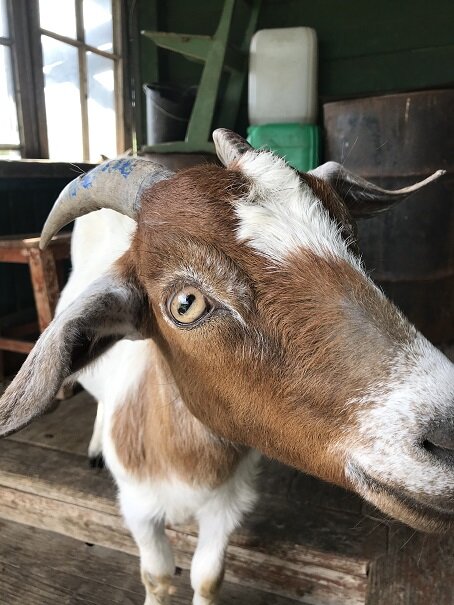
[
  {"left": 0, "top": 269, "right": 148, "bottom": 437},
  {"left": 213, "top": 128, "right": 253, "bottom": 167},
  {"left": 309, "top": 161, "right": 445, "bottom": 218}
]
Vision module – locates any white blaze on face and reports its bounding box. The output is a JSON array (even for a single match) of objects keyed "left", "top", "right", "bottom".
[{"left": 234, "top": 150, "right": 360, "bottom": 267}]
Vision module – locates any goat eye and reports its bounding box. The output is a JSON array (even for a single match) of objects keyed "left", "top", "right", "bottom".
[{"left": 168, "top": 287, "right": 210, "bottom": 325}]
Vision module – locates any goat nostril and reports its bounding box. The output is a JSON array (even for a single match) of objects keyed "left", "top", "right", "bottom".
[
  {"left": 423, "top": 425, "right": 454, "bottom": 465},
  {"left": 425, "top": 426, "right": 454, "bottom": 451}
]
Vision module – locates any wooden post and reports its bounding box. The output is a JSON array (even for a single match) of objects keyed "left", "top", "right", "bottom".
[{"left": 28, "top": 248, "right": 60, "bottom": 332}]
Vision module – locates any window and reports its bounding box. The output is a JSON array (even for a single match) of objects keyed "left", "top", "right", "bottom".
[
  {"left": 0, "top": 0, "right": 21, "bottom": 158},
  {"left": 0, "top": 0, "right": 128, "bottom": 162}
]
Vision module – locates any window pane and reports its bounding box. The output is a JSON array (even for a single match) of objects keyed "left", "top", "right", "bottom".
[
  {"left": 39, "top": 0, "right": 77, "bottom": 39},
  {"left": 0, "top": 148, "right": 20, "bottom": 159},
  {"left": 83, "top": 0, "right": 113, "bottom": 52},
  {"left": 0, "top": 0, "right": 9, "bottom": 37},
  {"left": 87, "top": 52, "right": 116, "bottom": 160},
  {"left": 0, "top": 45, "right": 20, "bottom": 146},
  {"left": 42, "top": 36, "right": 83, "bottom": 160}
]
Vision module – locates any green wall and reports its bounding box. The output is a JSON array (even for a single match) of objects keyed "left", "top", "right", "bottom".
[{"left": 136, "top": 0, "right": 454, "bottom": 136}]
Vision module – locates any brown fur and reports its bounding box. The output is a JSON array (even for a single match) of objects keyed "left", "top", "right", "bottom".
[
  {"left": 111, "top": 339, "right": 244, "bottom": 486},
  {"left": 199, "top": 571, "right": 225, "bottom": 601},
  {"left": 111, "top": 164, "right": 412, "bottom": 490},
  {"left": 301, "top": 172, "right": 358, "bottom": 250},
  {"left": 141, "top": 569, "right": 175, "bottom": 599}
]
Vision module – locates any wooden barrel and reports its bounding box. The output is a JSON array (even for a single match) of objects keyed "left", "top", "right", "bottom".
[{"left": 323, "top": 90, "right": 454, "bottom": 344}]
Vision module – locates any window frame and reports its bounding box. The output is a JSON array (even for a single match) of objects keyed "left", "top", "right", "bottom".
[
  {"left": 0, "top": 0, "right": 29, "bottom": 157},
  {"left": 3, "top": 0, "right": 130, "bottom": 161}
]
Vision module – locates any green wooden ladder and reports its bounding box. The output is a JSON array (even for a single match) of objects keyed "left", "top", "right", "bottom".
[{"left": 141, "top": 0, "right": 261, "bottom": 154}]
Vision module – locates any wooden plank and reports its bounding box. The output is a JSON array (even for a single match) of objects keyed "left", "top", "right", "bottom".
[
  {"left": 0, "top": 432, "right": 385, "bottom": 560},
  {"left": 0, "top": 519, "right": 301, "bottom": 605},
  {"left": 0, "top": 233, "right": 71, "bottom": 247},
  {"left": 0, "top": 439, "right": 118, "bottom": 513},
  {"left": 10, "top": 389, "right": 97, "bottom": 456},
  {"left": 367, "top": 523, "right": 454, "bottom": 605},
  {"left": 0, "top": 484, "right": 133, "bottom": 553},
  {"left": 0, "top": 337, "right": 34, "bottom": 354},
  {"left": 0, "top": 485, "right": 368, "bottom": 605},
  {"left": 4, "top": 392, "right": 386, "bottom": 563},
  {"left": 0, "top": 435, "right": 373, "bottom": 603},
  {"left": 28, "top": 247, "right": 60, "bottom": 331},
  {"left": 0, "top": 248, "right": 29, "bottom": 263},
  {"left": 0, "top": 334, "right": 34, "bottom": 354}
]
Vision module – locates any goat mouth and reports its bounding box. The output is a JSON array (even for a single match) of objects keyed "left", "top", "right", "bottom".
[{"left": 348, "top": 464, "right": 454, "bottom": 532}]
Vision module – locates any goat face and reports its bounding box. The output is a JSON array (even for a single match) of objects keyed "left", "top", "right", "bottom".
[{"left": 1, "top": 130, "right": 452, "bottom": 532}]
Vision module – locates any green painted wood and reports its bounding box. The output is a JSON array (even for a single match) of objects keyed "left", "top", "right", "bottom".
[
  {"left": 140, "top": 0, "right": 261, "bottom": 152},
  {"left": 142, "top": 31, "right": 213, "bottom": 63},
  {"left": 216, "top": 0, "right": 261, "bottom": 129},
  {"left": 258, "top": 0, "right": 454, "bottom": 62},
  {"left": 258, "top": 0, "right": 454, "bottom": 99},
  {"left": 321, "top": 44, "right": 454, "bottom": 99},
  {"left": 185, "top": 0, "right": 236, "bottom": 144}
]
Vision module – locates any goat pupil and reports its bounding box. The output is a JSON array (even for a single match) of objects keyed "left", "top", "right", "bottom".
[{"left": 178, "top": 294, "right": 195, "bottom": 315}]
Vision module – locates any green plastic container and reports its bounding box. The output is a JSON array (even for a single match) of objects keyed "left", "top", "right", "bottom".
[{"left": 247, "top": 123, "right": 319, "bottom": 172}]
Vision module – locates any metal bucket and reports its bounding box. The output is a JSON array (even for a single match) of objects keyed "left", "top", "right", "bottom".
[
  {"left": 323, "top": 90, "right": 454, "bottom": 343},
  {"left": 144, "top": 83, "right": 195, "bottom": 145}
]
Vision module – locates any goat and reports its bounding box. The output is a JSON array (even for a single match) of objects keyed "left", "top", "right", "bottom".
[{"left": 1, "top": 129, "right": 453, "bottom": 605}]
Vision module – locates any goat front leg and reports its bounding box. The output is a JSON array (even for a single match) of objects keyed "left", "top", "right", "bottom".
[
  {"left": 88, "top": 400, "right": 104, "bottom": 468},
  {"left": 119, "top": 488, "right": 175, "bottom": 605},
  {"left": 191, "top": 508, "right": 234, "bottom": 605}
]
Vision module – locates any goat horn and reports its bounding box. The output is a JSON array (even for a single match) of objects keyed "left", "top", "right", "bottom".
[
  {"left": 40, "top": 158, "right": 174, "bottom": 249},
  {"left": 213, "top": 129, "right": 253, "bottom": 167}
]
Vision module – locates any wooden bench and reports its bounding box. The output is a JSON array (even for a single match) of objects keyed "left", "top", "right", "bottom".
[{"left": 0, "top": 233, "right": 71, "bottom": 370}]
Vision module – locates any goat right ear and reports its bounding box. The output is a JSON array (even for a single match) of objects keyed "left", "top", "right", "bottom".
[
  {"left": 309, "top": 161, "right": 445, "bottom": 217},
  {"left": 0, "top": 269, "right": 149, "bottom": 437}
]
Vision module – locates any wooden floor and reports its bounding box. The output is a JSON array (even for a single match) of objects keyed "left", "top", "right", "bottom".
[
  {"left": 0, "top": 383, "right": 454, "bottom": 604},
  {"left": 0, "top": 519, "right": 302, "bottom": 605}
]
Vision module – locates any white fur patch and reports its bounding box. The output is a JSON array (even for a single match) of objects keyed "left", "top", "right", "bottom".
[
  {"left": 235, "top": 151, "right": 359, "bottom": 266},
  {"left": 57, "top": 209, "right": 135, "bottom": 313},
  {"left": 115, "top": 450, "right": 259, "bottom": 527}
]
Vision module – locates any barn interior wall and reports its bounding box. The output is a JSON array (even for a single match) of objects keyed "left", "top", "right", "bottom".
[{"left": 136, "top": 0, "right": 454, "bottom": 136}]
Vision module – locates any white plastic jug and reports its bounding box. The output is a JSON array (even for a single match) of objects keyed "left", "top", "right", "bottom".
[{"left": 248, "top": 27, "right": 318, "bottom": 125}]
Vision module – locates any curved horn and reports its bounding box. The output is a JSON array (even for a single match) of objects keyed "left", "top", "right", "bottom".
[
  {"left": 309, "top": 161, "right": 446, "bottom": 217},
  {"left": 40, "top": 158, "right": 173, "bottom": 249},
  {"left": 213, "top": 128, "right": 253, "bottom": 167}
]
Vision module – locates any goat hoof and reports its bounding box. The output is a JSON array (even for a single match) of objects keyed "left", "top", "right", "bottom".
[
  {"left": 144, "top": 595, "right": 172, "bottom": 605},
  {"left": 89, "top": 453, "right": 105, "bottom": 469},
  {"left": 193, "top": 596, "right": 217, "bottom": 605}
]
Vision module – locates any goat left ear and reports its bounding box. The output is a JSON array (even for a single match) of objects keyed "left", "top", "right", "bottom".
[
  {"left": 309, "top": 161, "right": 446, "bottom": 218},
  {"left": 213, "top": 128, "right": 253, "bottom": 167},
  {"left": 0, "top": 268, "right": 149, "bottom": 437}
]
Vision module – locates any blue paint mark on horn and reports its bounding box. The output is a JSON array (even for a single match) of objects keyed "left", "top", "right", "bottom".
[
  {"left": 100, "top": 158, "right": 137, "bottom": 178},
  {"left": 68, "top": 158, "right": 140, "bottom": 198}
]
